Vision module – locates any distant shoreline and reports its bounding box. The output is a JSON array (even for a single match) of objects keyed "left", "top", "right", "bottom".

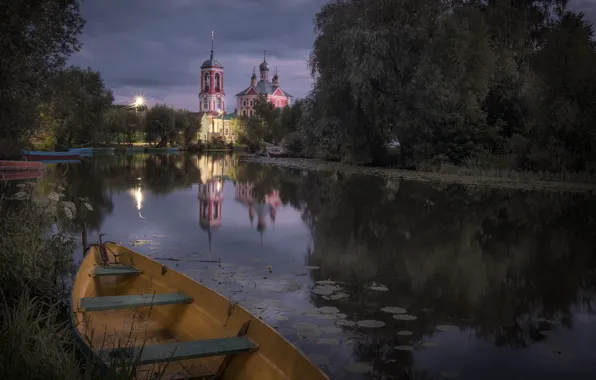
[{"left": 239, "top": 156, "right": 596, "bottom": 193}]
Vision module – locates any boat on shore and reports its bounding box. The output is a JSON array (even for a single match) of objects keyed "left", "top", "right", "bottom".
[
  {"left": 266, "top": 146, "right": 287, "bottom": 158},
  {"left": 72, "top": 241, "right": 328, "bottom": 380},
  {"left": 68, "top": 147, "right": 93, "bottom": 154},
  {"left": 0, "top": 160, "right": 45, "bottom": 172},
  {"left": 22, "top": 150, "right": 81, "bottom": 161},
  {"left": 1, "top": 170, "right": 45, "bottom": 181}
]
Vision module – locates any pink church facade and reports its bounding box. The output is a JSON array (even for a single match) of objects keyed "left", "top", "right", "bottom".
[{"left": 235, "top": 52, "right": 293, "bottom": 117}]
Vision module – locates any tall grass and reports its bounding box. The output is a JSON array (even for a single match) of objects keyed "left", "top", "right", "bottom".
[{"left": 0, "top": 183, "right": 175, "bottom": 380}]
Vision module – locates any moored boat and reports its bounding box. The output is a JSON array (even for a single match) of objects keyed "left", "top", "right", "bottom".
[
  {"left": 72, "top": 241, "right": 328, "bottom": 380},
  {"left": 266, "top": 146, "right": 287, "bottom": 158},
  {"left": 1, "top": 171, "right": 44, "bottom": 181},
  {"left": 0, "top": 160, "right": 45, "bottom": 172},
  {"left": 22, "top": 150, "right": 81, "bottom": 160},
  {"left": 68, "top": 147, "right": 93, "bottom": 154}
]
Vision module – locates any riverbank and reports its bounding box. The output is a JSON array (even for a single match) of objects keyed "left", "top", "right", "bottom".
[{"left": 239, "top": 156, "right": 596, "bottom": 193}]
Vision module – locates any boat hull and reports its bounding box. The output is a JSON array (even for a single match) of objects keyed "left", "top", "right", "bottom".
[
  {"left": 22, "top": 149, "right": 80, "bottom": 160},
  {"left": 0, "top": 160, "right": 45, "bottom": 171},
  {"left": 1, "top": 171, "right": 44, "bottom": 181},
  {"left": 72, "top": 244, "right": 328, "bottom": 380},
  {"left": 68, "top": 147, "right": 93, "bottom": 154}
]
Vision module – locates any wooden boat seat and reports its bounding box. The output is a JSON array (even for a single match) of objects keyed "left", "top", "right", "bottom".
[
  {"left": 79, "top": 292, "right": 192, "bottom": 312},
  {"left": 102, "top": 336, "right": 258, "bottom": 366},
  {"left": 91, "top": 264, "right": 142, "bottom": 277}
]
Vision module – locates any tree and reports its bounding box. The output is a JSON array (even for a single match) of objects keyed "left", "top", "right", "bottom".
[
  {"left": 38, "top": 66, "right": 114, "bottom": 148},
  {"left": 175, "top": 109, "right": 200, "bottom": 148},
  {"left": 0, "top": 0, "right": 85, "bottom": 157},
  {"left": 144, "top": 104, "right": 176, "bottom": 147},
  {"left": 253, "top": 94, "right": 280, "bottom": 142}
]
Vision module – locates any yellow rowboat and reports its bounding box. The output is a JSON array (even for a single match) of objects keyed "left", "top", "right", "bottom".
[{"left": 72, "top": 240, "right": 329, "bottom": 380}]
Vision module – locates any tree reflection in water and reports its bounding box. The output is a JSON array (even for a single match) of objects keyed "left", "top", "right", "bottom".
[{"left": 41, "top": 154, "right": 596, "bottom": 379}]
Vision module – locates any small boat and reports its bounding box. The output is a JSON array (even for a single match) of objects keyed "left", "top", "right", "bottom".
[
  {"left": 36, "top": 159, "right": 81, "bottom": 164},
  {"left": 0, "top": 160, "right": 45, "bottom": 172},
  {"left": 169, "top": 147, "right": 180, "bottom": 152},
  {"left": 266, "top": 146, "right": 287, "bottom": 158},
  {"left": 22, "top": 150, "right": 81, "bottom": 160},
  {"left": 1, "top": 171, "right": 44, "bottom": 181},
  {"left": 68, "top": 147, "right": 93, "bottom": 154},
  {"left": 72, "top": 241, "right": 328, "bottom": 380}
]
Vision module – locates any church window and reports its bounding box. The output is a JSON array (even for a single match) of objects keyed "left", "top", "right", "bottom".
[
  {"left": 216, "top": 98, "right": 222, "bottom": 110},
  {"left": 204, "top": 73, "right": 210, "bottom": 91},
  {"left": 203, "top": 99, "right": 208, "bottom": 110},
  {"left": 215, "top": 73, "right": 220, "bottom": 90},
  {"left": 243, "top": 100, "right": 247, "bottom": 106},
  {"left": 249, "top": 110, "right": 253, "bottom": 116},
  {"left": 225, "top": 128, "right": 229, "bottom": 135},
  {"left": 214, "top": 202, "right": 219, "bottom": 219},
  {"left": 242, "top": 109, "right": 246, "bottom": 116},
  {"left": 250, "top": 100, "right": 253, "bottom": 106}
]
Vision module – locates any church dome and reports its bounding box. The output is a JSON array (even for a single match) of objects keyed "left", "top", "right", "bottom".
[
  {"left": 259, "top": 60, "right": 270, "bottom": 71},
  {"left": 201, "top": 59, "right": 223, "bottom": 69}
]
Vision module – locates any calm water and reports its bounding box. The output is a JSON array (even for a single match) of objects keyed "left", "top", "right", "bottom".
[{"left": 40, "top": 153, "right": 596, "bottom": 379}]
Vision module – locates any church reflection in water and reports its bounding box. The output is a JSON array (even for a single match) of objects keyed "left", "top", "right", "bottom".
[{"left": 195, "top": 156, "right": 281, "bottom": 246}]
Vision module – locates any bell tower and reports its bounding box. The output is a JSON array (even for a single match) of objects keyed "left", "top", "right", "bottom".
[{"left": 199, "top": 31, "right": 225, "bottom": 115}]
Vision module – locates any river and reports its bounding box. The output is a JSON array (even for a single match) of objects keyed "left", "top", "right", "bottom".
[{"left": 40, "top": 152, "right": 596, "bottom": 379}]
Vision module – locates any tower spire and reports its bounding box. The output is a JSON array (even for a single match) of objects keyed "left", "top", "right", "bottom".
[
  {"left": 264, "top": 50, "right": 267, "bottom": 61},
  {"left": 210, "top": 31, "right": 214, "bottom": 60}
]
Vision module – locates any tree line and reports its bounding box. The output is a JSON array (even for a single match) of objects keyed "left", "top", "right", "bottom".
[{"left": 295, "top": 0, "right": 596, "bottom": 173}]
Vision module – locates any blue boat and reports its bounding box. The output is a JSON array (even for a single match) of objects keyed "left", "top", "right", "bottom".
[
  {"left": 68, "top": 147, "right": 93, "bottom": 154},
  {"left": 22, "top": 150, "right": 81, "bottom": 160},
  {"left": 37, "top": 159, "right": 82, "bottom": 164}
]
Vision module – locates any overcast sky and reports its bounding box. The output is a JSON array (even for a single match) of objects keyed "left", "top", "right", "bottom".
[{"left": 68, "top": 0, "right": 595, "bottom": 112}]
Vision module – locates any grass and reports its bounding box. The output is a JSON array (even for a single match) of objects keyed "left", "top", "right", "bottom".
[{"left": 0, "top": 183, "right": 175, "bottom": 380}]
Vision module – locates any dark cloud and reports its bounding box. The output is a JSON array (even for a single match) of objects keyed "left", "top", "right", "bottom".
[{"left": 68, "top": 0, "right": 325, "bottom": 110}]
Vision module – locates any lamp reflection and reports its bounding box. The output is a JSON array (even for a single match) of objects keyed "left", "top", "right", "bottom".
[{"left": 129, "top": 183, "right": 145, "bottom": 219}]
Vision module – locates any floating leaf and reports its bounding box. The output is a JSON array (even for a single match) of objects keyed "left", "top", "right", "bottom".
[
  {"left": 321, "top": 327, "right": 342, "bottom": 334},
  {"left": 84, "top": 202, "right": 93, "bottom": 211},
  {"left": 305, "top": 266, "right": 320, "bottom": 270},
  {"left": 316, "top": 314, "right": 337, "bottom": 320},
  {"left": 327, "top": 292, "right": 350, "bottom": 300},
  {"left": 397, "top": 330, "right": 413, "bottom": 336},
  {"left": 367, "top": 282, "right": 389, "bottom": 291},
  {"left": 381, "top": 307, "right": 407, "bottom": 314},
  {"left": 421, "top": 342, "right": 439, "bottom": 347},
  {"left": 393, "top": 314, "right": 417, "bottom": 321},
  {"left": 394, "top": 345, "right": 414, "bottom": 351},
  {"left": 344, "top": 362, "right": 374, "bottom": 373},
  {"left": 335, "top": 313, "right": 347, "bottom": 319},
  {"left": 336, "top": 320, "right": 355, "bottom": 327},
  {"left": 312, "top": 286, "right": 336, "bottom": 296},
  {"left": 436, "top": 325, "right": 458, "bottom": 332},
  {"left": 356, "top": 320, "right": 386, "bottom": 328},
  {"left": 317, "top": 306, "right": 339, "bottom": 314},
  {"left": 274, "top": 315, "right": 289, "bottom": 321},
  {"left": 315, "top": 280, "right": 336, "bottom": 286}
]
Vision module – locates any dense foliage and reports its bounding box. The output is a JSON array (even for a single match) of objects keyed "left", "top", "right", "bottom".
[
  {"left": 143, "top": 104, "right": 200, "bottom": 147},
  {"left": 303, "top": 0, "right": 596, "bottom": 172}
]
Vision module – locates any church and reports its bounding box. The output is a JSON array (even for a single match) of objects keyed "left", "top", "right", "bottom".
[{"left": 196, "top": 35, "right": 293, "bottom": 143}]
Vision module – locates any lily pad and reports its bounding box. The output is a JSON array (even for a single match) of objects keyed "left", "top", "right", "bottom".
[
  {"left": 437, "top": 325, "right": 458, "bottom": 332},
  {"left": 336, "top": 320, "right": 356, "bottom": 327},
  {"left": 397, "top": 330, "right": 413, "bottom": 336},
  {"left": 393, "top": 314, "right": 417, "bottom": 321},
  {"left": 317, "top": 306, "right": 340, "bottom": 314},
  {"left": 421, "top": 342, "right": 439, "bottom": 347},
  {"left": 274, "top": 315, "right": 289, "bottom": 321},
  {"left": 381, "top": 307, "right": 407, "bottom": 314},
  {"left": 316, "top": 314, "right": 337, "bottom": 320},
  {"left": 327, "top": 292, "right": 350, "bottom": 300},
  {"left": 315, "top": 280, "right": 336, "bottom": 286},
  {"left": 344, "top": 362, "right": 374, "bottom": 374},
  {"left": 367, "top": 284, "right": 389, "bottom": 291},
  {"left": 394, "top": 345, "right": 414, "bottom": 351},
  {"left": 335, "top": 313, "right": 348, "bottom": 319},
  {"left": 321, "top": 326, "right": 342, "bottom": 334},
  {"left": 305, "top": 266, "right": 320, "bottom": 270},
  {"left": 356, "top": 320, "right": 386, "bottom": 328},
  {"left": 312, "top": 286, "right": 337, "bottom": 296},
  {"left": 292, "top": 322, "right": 322, "bottom": 338}
]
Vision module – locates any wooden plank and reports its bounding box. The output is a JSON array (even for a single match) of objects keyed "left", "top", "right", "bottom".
[
  {"left": 92, "top": 265, "right": 142, "bottom": 277},
  {"left": 103, "top": 336, "right": 258, "bottom": 366},
  {"left": 79, "top": 292, "right": 192, "bottom": 312}
]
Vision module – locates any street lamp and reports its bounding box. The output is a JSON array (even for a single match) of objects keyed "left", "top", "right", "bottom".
[{"left": 133, "top": 96, "right": 145, "bottom": 115}]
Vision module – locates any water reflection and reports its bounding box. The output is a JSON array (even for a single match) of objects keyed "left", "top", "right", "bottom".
[{"left": 41, "top": 153, "right": 596, "bottom": 380}]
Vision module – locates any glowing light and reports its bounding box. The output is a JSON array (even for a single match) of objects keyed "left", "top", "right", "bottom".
[
  {"left": 129, "top": 185, "right": 145, "bottom": 219},
  {"left": 216, "top": 182, "right": 221, "bottom": 191},
  {"left": 134, "top": 96, "right": 145, "bottom": 107}
]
